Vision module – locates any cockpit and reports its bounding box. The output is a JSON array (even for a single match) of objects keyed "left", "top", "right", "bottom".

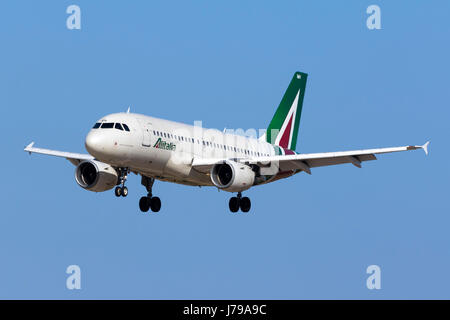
[{"left": 92, "top": 122, "right": 130, "bottom": 131}]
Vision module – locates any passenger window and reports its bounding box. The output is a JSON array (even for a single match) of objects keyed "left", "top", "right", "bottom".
[
  {"left": 122, "top": 124, "right": 130, "bottom": 131},
  {"left": 115, "top": 123, "right": 124, "bottom": 130},
  {"left": 92, "top": 123, "right": 101, "bottom": 129},
  {"left": 101, "top": 122, "right": 114, "bottom": 129}
]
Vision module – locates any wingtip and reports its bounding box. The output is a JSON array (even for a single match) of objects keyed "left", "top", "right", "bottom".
[
  {"left": 422, "top": 141, "right": 430, "bottom": 156},
  {"left": 24, "top": 141, "right": 35, "bottom": 153},
  {"left": 25, "top": 141, "right": 34, "bottom": 150}
]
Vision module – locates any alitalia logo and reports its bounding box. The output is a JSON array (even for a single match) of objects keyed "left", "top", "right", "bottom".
[{"left": 153, "top": 138, "right": 176, "bottom": 151}]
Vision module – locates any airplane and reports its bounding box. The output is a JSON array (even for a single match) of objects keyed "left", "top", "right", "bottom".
[{"left": 24, "top": 72, "right": 429, "bottom": 213}]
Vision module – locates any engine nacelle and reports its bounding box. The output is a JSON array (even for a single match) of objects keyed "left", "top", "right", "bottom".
[
  {"left": 75, "top": 160, "right": 118, "bottom": 192},
  {"left": 210, "top": 160, "right": 255, "bottom": 192}
]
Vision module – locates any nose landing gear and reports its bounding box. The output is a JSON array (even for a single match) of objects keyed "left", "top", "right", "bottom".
[
  {"left": 114, "top": 167, "right": 129, "bottom": 197},
  {"left": 229, "top": 192, "right": 251, "bottom": 213},
  {"left": 139, "top": 175, "right": 161, "bottom": 213}
]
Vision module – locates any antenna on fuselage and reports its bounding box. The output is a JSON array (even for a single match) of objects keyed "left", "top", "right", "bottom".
[{"left": 126, "top": 106, "right": 130, "bottom": 114}]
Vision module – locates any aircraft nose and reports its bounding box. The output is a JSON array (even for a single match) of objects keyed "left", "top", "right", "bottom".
[{"left": 85, "top": 131, "right": 103, "bottom": 156}]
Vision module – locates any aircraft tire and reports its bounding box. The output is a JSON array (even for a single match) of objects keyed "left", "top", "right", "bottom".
[
  {"left": 150, "top": 197, "right": 161, "bottom": 212},
  {"left": 229, "top": 197, "right": 240, "bottom": 213},
  {"left": 139, "top": 196, "right": 150, "bottom": 212},
  {"left": 121, "top": 186, "right": 128, "bottom": 197},
  {"left": 115, "top": 186, "right": 122, "bottom": 197},
  {"left": 240, "top": 197, "right": 251, "bottom": 213}
]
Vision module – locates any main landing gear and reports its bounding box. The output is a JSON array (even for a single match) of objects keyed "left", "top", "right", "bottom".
[
  {"left": 229, "top": 192, "right": 251, "bottom": 213},
  {"left": 139, "top": 175, "right": 161, "bottom": 213},
  {"left": 114, "top": 167, "right": 129, "bottom": 197}
]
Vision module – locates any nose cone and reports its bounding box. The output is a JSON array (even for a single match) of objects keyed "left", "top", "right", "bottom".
[{"left": 85, "top": 131, "right": 103, "bottom": 157}]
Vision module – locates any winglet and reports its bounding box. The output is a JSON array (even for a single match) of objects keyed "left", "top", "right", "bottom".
[
  {"left": 422, "top": 141, "right": 430, "bottom": 156},
  {"left": 25, "top": 142, "right": 35, "bottom": 154}
]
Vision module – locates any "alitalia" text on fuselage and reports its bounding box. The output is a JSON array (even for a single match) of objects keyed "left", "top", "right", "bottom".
[{"left": 153, "top": 138, "right": 176, "bottom": 151}]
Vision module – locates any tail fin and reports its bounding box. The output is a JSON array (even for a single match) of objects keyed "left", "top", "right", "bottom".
[{"left": 264, "top": 71, "right": 308, "bottom": 151}]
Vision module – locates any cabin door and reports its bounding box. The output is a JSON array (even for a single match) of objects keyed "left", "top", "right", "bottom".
[{"left": 140, "top": 121, "right": 152, "bottom": 147}]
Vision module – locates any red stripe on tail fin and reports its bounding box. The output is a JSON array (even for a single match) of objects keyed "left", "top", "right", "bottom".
[{"left": 278, "top": 113, "right": 294, "bottom": 148}]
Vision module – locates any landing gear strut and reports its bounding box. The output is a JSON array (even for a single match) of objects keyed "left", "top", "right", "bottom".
[
  {"left": 229, "top": 192, "right": 251, "bottom": 213},
  {"left": 139, "top": 175, "right": 161, "bottom": 213},
  {"left": 114, "top": 167, "right": 129, "bottom": 197}
]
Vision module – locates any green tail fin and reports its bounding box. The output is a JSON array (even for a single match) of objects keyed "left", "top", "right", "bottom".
[{"left": 265, "top": 71, "right": 308, "bottom": 151}]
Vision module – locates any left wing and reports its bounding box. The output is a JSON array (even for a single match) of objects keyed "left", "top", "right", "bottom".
[
  {"left": 192, "top": 142, "right": 430, "bottom": 174},
  {"left": 24, "top": 142, "right": 94, "bottom": 166}
]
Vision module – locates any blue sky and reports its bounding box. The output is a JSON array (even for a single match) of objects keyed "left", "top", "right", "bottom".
[{"left": 0, "top": 0, "right": 449, "bottom": 299}]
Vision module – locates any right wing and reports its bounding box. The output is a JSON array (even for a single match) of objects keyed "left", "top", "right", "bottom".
[
  {"left": 192, "top": 142, "right": 430, "bottom": 174},
  {"left": 245, "top": 142, "right": 429, "bottom": 174},
  {"left": 24, "top": 142, "right": 94, "bottom": 166}
]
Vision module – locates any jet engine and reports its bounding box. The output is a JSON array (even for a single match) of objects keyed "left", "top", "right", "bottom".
[
  {"left": 75, "top": 160, "right": 118, "bottom": 192},
  {"left": 210, "top": 160, "right": 255, "bottom": 192}
]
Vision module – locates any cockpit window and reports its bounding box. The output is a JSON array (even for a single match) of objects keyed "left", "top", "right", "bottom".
[
  {"left": 122, "top": 123, "right": 130, "bottom": 132},
  {"left": 92, "top": 123, "right": 101, "bottom": 129},
  {"left": 115, "top": 123, "right": 124, "bottom": 131},
  {"left": 101, "top": 122, "right": 114, "bottom": 129}
]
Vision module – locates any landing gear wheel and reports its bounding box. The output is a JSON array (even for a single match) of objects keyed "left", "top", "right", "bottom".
[
  {"left": 229, "top": 197, "right": 240, "bottom": 213},
  {"left": 121, "top": 186, "right": 128, "bottom": 197},
  {"left": 139, "top": 196, "right": 150, "bottom": 212},
  {"left": 240, "top": 197, "right": 251, "bottom": 212},
  {"left": 150, "top": 197, "right": 161, "bottom": 212},
  {"left": 140, "top": 176, "right": 161, "bottom": 213},
  {"left": 115, "top": 186, "right": 122, "bottom": 197}
]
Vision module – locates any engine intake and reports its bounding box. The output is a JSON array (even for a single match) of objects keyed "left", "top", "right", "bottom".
[
  {"left": 75, "top": 160, "right": 118, "bottom": 192},
  {"left": 210, "top": 160, "right": 255, "bottom": 192}
]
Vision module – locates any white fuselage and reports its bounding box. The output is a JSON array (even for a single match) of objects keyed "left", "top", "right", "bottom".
[{"left": 85, "top": 112, "right": 283, "bottom": 187}]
